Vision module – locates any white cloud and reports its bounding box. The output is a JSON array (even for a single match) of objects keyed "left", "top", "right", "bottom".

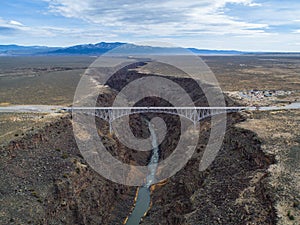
[
  {"left": 0, "top": 16, "right": 118, "bottom": 46},
  {"left": 9, "top": 20, "right": 24, "bottom": 26},
  {"left": 43, "top": 0, "right": 266, "bottom": 37},
  {"left": 0, "top": 18, "right": 28, "bottom": 35},
  {"left": 0, "top": 18, "right": 47, "bottom": 34},
  {"left": 0, "top": 18, "right": 20, "bottom": 28},
  {"left": 5, "top": 0, "right": 300, "bottom": 51},
  {"left": 0, "top": 18, "right": 66, "bottom": 37}
]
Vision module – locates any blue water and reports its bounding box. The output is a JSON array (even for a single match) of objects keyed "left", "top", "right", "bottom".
[
  {"left": 125, "top": 122, "right": 159, "bottom": 225},
  {"left": 125, "top": 187, "right": 151, "bottom": 225}
]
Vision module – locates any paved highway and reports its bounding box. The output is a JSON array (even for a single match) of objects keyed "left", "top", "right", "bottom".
[{"left": 0, "top": 102, "right": 299, "bottom": 113}]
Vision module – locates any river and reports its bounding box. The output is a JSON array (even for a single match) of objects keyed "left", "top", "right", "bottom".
[{"left": 125, "top": 121, "right": 159, "bottom": 225}]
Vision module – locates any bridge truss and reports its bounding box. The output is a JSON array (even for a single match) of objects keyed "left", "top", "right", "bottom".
[{"left": 67, "top": 107, "right": 255, "bottom": 133}]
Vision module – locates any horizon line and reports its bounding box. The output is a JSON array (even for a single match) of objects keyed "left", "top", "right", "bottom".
[{"left": 1, "top": 42, "right": 300, "bottom": 54}]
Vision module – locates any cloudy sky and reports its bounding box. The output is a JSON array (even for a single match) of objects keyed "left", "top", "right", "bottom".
[{"left": 1, "top": 0, "right": 300, "bottom": 51}]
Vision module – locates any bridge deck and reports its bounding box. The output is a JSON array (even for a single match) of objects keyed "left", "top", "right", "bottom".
[{"left": 65, "top": 106, "right": 255, "bottom": 110}]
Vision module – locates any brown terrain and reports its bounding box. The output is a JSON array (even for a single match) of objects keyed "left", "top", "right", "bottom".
[
  {"left": 237, "top": 110, "right": 300, "bottom": 225},
  {"left": 0, "top": 55, "right": 299, "bottom": 224}
]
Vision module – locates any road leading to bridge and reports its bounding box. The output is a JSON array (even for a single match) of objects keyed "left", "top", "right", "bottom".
[
  {"left": 0, "top": 105, "right": 65, "bottom": 113},
  {"left": 0, "top": 102, "right": 299, "bottom": 114}
]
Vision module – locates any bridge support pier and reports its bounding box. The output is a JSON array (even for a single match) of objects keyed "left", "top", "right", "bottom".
[
  {"left": 193, "top": 121, "right": 198, "bottom": 129},
  {"left": 108, "top": 110, "right": 113, "bottom": 134},
  {"left": 109, "top": 120, "right": 112, "bottom": 134}
]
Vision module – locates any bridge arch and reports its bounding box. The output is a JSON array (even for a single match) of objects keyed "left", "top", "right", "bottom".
[{"left": 69, "top": 107, "right": 246, "bottom": 132}]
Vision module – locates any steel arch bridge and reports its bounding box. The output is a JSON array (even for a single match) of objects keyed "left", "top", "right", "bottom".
[{"left": 66, "top": 106, "right": 255, "bottom": 133}]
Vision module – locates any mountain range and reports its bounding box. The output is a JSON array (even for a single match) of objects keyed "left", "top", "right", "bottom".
[
  {"left": 0, "top": 42, "right": 298, "bottom": 56},
  {"left": 0, "top": 45, "right": 59, "bottom": 56},
  {"left": 0, "top": 42, "right": 246, "bottom": 56}
]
